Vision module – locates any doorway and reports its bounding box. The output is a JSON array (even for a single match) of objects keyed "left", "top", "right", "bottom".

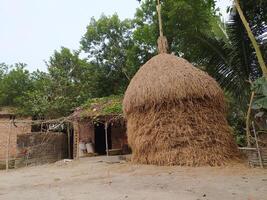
[{"left": 94, "top": 123, "right": 112, "bottom": 155}]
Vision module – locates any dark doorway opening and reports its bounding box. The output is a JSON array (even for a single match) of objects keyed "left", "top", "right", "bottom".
[{"left": 94, "top": 123, "right": 112, "bottom": 155}]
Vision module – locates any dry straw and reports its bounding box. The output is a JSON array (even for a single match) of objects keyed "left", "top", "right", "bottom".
[{"left": 123, "top": 53, "right": 239, "bottom": 166}]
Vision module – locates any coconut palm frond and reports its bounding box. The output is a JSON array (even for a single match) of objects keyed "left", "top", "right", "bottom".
[{"left": 193, "top": 11, "right": 262, "bottom": 108}]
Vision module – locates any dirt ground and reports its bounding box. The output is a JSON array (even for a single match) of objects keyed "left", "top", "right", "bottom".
[{"left": 0, "top": 156, "right": 266, "bottom": 200}]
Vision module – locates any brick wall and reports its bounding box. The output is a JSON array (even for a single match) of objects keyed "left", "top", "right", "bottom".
[
  {"left": 111, "top": 125, "right": 127, "bottom": 149},
  {"left": 0, "top": 118, "right": 31, "bottom": 161},
  {"left": 15, "top": 132, "right": 67, "bottom": 167},
  {"left": 78, "top": 121, "right": 94, "bottom": 143}
]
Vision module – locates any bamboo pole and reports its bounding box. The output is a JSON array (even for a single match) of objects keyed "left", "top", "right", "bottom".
[
  {"left": 234, "top": 0, "right": 267, "bottom": 78},
  {"left": 105, "top": 122, "right": 109, "bottom": 157},
  {"left": 5, "top": 120, "right": 12, "bottom": 171},
  {"left": 67, "top": 123, "right": 71, "bottom": 159},
  {"left": 156, "top": 0, "right": 163, "bottom": 37},
  {"left": 76, "top": 123, "right": 80, "bottom": 160},
  {"left": 246, "top": 91, "right": 255, "bottom": 147},
  {"left": 156, "top": 0, "right": 168, "bottom": 53}
]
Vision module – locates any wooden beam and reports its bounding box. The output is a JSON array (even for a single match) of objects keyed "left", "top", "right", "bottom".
[
  {"left": 105, "top": 122, "right": 109, "bottom": 157},
  {"left": 5, "top": 120, "right": 12, "bottom": 171},
  {"left": 246, "top": 91, "right": 255, "bottom": 147},
  {"left": 67, "top": 123, "right": 71, "bottom": 159}
]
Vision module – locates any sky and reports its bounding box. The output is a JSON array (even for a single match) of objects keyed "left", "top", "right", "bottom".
[{"left": 0, "top": 0, "right": 231, "bottom": 72}]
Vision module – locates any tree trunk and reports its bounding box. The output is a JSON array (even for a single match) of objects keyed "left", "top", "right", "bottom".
[{"left": 234, "top": 0, "right": 267, "bottom": 78}]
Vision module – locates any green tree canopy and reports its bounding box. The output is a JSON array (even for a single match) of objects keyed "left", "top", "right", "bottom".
[
  {"left": 80, "top": 14, "right": 146, "bottom": 96},
  {"left": 0, "top": 63, "right": 32, "bottom": 107}
]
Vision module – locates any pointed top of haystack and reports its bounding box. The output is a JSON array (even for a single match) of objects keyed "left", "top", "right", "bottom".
[{"left": 123, "top": 53, "right": 225, "bottom": 115}]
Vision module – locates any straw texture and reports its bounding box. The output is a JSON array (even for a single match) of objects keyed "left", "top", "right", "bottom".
[{"left": 123, "top": 53, "right": 239, "bottom": 166}]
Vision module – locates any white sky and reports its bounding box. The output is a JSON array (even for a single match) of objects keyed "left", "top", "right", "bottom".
[{"left": 0, "top": 0, "right": 231, "bottom": 72}]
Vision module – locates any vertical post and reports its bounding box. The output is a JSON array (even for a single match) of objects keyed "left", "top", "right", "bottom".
[
  {"left": 105, "top": 122, "right": 109, "bottom": 157},
  {"left": 41, "top": 122, "right": 43, "bottom": 132},
  {"left": 67, "top": 123, "right": 71, "bottom": 159},
  {"left": 246, "top": 91, "right": 255, "bottom": 147},
  {"left": 76, "top": 124, "right": 80, "bottom": 159},
  {"left": 71, "top": 121, "right": 79, "bottom": 160},
  {"left": 6, "top": 120, "right": 12, "bottom": 171},
  {"left": 156, "top": 0, "right": 163, "bottom": 37},
  {"left": 156, "top": 0, "right": 168, "bottom": 54}
]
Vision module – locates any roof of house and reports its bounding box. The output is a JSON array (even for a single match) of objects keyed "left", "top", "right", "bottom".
[
  {"left": 0, "top": 107, "right": 16, "bottom": 116},
  {"left": 71, "top": 95, "right": 123, "bottom": 121}
]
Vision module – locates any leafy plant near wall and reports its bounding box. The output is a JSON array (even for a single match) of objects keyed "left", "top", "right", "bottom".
[
  {"left": 251, "top": 77, "right": 267, "bottom": 110},
  {"left": 226, "top": 93, "right": 246, "bottom": 146}
]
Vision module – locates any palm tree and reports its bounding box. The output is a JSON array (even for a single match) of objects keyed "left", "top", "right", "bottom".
[{"left": 194, "top": 0, "right": 266, "bottom": 108}]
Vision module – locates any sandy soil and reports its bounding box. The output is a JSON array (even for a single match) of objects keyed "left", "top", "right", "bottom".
[{"left": 0, "top": 156, "right": 266, "bottom": 200}]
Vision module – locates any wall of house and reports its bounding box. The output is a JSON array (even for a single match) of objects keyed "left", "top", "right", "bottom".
[
  {"left": 78, "top": 121, "right": 94, "bottom": 143},
  {"left": 0, "top": 117, "right": 31, "bottom": 161},
  {"left": 73, "top": 119, "right": 127, "bottom": 158},
  {"left": 111, "top": 125, "right": 127, "bottom": 149},
  {"left": 15, "top": 132, "right": 67, "bottom": 167},
  {"left": 73, "top": 120, "right": 94, "bottom": 158}
]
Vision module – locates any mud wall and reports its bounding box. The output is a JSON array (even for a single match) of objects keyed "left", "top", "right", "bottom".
[
  {"left": 15, "top": 132, "right": 67, "bottom": 167},
  {"left": 0, "top": 118, "right": 31, "bottom": 160}
]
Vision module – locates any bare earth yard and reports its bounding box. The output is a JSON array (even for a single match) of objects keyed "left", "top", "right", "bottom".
[{"left": 0, "top": 157, "right": 266, "bottom": 200}]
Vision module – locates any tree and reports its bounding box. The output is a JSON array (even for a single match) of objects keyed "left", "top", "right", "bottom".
[
  {"left": 20, "top": 47, "right": 95, "bottom": 118},
  {"left": 80, "top": 14, "right": 142, "bottom": 96},
  {"left": 18, "top": 70, "right": 52, "bottom": 118},
  {"left": 0, "top": 63, "right": 32, "bottom": 107},
  {"left": 0, "top": 63, "right": 8, "bottom": 79},
  {"left": 193, "top": 0, "right": 267, "bottom": 107},
  {"left": 234, "top": 0, "right": 267, "bottom": 78},
  {"left": 45, "top": 47, "right": 93, "bottom": 117},
  {"left": 133, "top": 0, "right": 217, "bottom": 60}
]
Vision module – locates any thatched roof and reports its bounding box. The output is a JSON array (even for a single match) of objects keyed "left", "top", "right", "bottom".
[
  {"left": 71, "top": 95, "right": 123, "bottom": 121},
  {"left": 123, "top": 53, "right": 225, "bottom": 115}
]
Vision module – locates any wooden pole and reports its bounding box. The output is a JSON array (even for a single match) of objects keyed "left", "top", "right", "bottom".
[
  {"left": 234, "top": 0, "right": 267, "bottom": 78},
  {"left": 41, "top": 122, "right": 43, "bottom": 132},
  {"left": 156, "top": 0, "right": 168, "bottom": 54},
  {"left": 67, "top": 123, "right": 71, "bottom": 159},
  {"left": 6, "top": 120, "right": 12, "bottom": 171},
  {"left": 246, "top": 91, "right": 255, "bottom": 147},
  {"left": 252, "top": 121, "right": 264, "bottom": 168},
  {"left": 76, "top": 123, "right": 80, "bottom": 159},
  {"left": 104, "top": 122, "right": 109, "bottom": 157},
  {"left": 156, "top": 0, "right": 163, "bottom": 37}
]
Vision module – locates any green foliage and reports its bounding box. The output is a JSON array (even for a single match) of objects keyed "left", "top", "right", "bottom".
[
  {"left": 226, "top": 93, "right": 246, "bottom": 146},
  {"left": 134, "top": 0, "right": 216, "bottom": 59},
  {"left": 45, "top": 47, "right": 92, "bottom": 115},
  {"left": 251, "top": 77, "right": 267, "bottom": 110},
  {"left": 81, "top": 95, "right": 123, "bottom": 118},
  {"left": 0, "top": 63, "right": 32, "bottom": 107},
  {"left": 0, "top": 63, "right": 8, "bottom": 79},
  {"left": 18, "top": 47, "right": 95, "bottom": 118},
  {"left": 193, "top": 0, "right": 267, "bottom": 109},
  {"left": 80, "top": 14, "right": 141, "bottom": 96},
  {"left": 18, "top": 71, "right": 53, "bottom": 117}
]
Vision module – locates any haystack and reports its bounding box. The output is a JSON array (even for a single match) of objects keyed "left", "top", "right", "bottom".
[{"left": 123, "top": 53, "right": 239, "bottom": 166}]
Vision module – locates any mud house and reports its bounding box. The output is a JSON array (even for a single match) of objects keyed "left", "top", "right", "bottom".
[
  {"left": 0, "top": 107, "right": 31, "bottom": 168},
  {"left": 71, "top": 96, "right": 129, "bottom": 158},
  {"left": 0, "top": 107, "right": 69, "bottom": 169}
]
